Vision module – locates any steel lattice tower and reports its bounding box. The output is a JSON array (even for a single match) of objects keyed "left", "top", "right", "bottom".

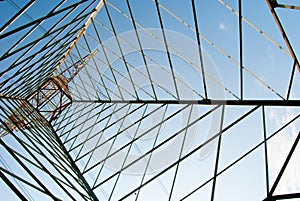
[{"left": 0, "top": 0, "right": 299, "bottom": 200}]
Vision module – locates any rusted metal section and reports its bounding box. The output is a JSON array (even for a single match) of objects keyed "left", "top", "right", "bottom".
[
  {"left": 0, "top": 78, "right": 71, "bottom": 137},
  {"left": 54, "top": 0, "right": 105, "bottom": 74},
  {"left": 0, "top": 100, "right": 46, "bottom": 138},
  {"left": 266, "top": 0, "right": 300, "bottom": 72},
  {"left": 59, "top": 49, "right": 99, "bottom": 82},
  {"left": 0, "top": 49, "right": 97, "bottom": 137},
  {"left": 28, "top": 76, "right": 72, "bottom": 121}
]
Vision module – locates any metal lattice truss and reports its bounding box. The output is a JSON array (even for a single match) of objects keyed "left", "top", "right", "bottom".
[{"left": 0, "top": 0, "right": 299, "bottom": 200}]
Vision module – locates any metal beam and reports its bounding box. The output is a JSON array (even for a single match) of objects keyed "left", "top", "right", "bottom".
[
  {"left": 48, "top": 123, "right": 99, "bottom": 201},
  {"left": 191, "top": 0, "right": 208, "bottom": 100},
  {"left": 266, "top": 0, "right": 300, "bottom": 72},
  {"left": 0, "top": 169, "right": 27, "bottom": 201},
  {"left": 0, "top": 0, "right": 89, "bottom": 39},
  {"left": 55, "top": 0, "right": 105, "bottom": 73},
  {"left": 0, "top": 0, "right": 35, "bottom": 35},
  {"left": 73, "top": 99, "right": 300, "bottom": 106},
  {"left": 275, "top": 3, "right": 300, "bottom": 10},
  {"left": 268, "top": 132, "right": 300, "bottom": 196},
  {"left": 263, "top": 193, "right": 300, "bottom": 201}
]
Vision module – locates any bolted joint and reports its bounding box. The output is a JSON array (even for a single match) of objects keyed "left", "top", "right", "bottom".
[{"left": 269, "top": 0, "right": 279, "bottom": 8}]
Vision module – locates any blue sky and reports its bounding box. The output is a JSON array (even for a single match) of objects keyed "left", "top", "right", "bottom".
[{"left": 0, "top": 0, "right": 300, "bottom": 200}]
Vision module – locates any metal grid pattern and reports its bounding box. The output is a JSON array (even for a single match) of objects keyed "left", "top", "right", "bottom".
[
  {"left": 0, "top": 0, "right": 100, "bottom": 98},
  {"left": 0, "top": 0, "right": 299, "bottom": 200}
]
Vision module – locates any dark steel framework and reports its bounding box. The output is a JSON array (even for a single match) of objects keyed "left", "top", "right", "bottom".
[{"left": 0, "top": 0, "right": 299, "bottom": 200}]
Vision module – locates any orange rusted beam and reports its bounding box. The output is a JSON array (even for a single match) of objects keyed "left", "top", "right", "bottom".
[
  {"left": 266, "top": 0, "right": 300, "bottom": 72},
  {"left": 54, "top": 0, "right": 105, "bottom": 74}
]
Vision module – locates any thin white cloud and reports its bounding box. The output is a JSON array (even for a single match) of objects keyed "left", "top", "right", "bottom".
[
  {"left": 219, "top": 22, "right": 226, "bottom": 31},
  {"left": 267, "top": 107, "right": 300, "bottom": 194},
  {"left": 267, "top": 46, "right": 275, "bottom": 62}
]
